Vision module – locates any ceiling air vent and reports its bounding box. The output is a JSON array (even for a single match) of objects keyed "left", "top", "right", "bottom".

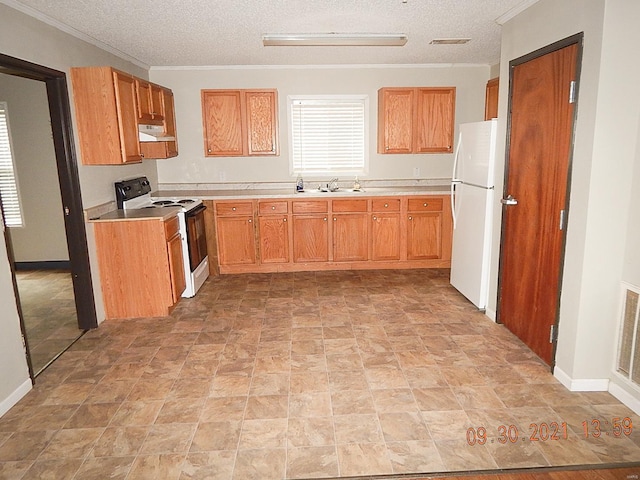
[{"left": 429, "top": 38, "right": 471, "bottom": 45}]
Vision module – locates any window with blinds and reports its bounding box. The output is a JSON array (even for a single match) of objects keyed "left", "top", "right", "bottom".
[
  {"left": 289, "top": 95, "right": 368, "bottom": 175},
  {"left": 0, "top": 102, "right": 23, "bottom": 227}
]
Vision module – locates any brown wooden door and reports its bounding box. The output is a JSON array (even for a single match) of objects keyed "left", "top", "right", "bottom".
[
  {"left": 333, "top": 213, "right": 368, "bottom": 262},
  {"left": 245, "top": 90, "right": 279, "bottom": 156},
  {"left": 498, "top": 40, "right": 580, "bottom": 366},
  {"left": 292, "top": 215, "right": 329, "bottom": 263},
  {"left": 414, "top": 87, "right": 455, "bottom": 153},
  {"left": 113, "top": 71, "right": 142, "bottom": 163},
  {"left": 378, "top": 88, "right": 414, "bottom": 154},
  {"left": 202, "top": 90, "right": 244, "bottom": 156}
]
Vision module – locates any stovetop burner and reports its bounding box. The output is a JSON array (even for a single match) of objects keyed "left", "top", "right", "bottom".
[{"left": 153, "top": 200, "right": 175, "bottom": 206}]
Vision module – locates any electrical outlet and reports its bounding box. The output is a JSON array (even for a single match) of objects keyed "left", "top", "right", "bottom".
[
  {"left": 219, "top": 171, "right": 226, "bottom": 182},
  {"left": 413, "top": 167, "right": 420, "bottom": 178}
]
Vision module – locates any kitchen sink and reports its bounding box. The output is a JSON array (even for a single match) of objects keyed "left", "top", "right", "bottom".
[{"left": 298, "top": 188, "right": 365, "bottom": 194}]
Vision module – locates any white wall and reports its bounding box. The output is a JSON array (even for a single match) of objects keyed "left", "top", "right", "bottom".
[
  {"left": 150, "top": 65, "right": 490, "bottom": 185},
  {"left": 0, "top": 3, "right": 158, "bottom": 412},
  {"left": 493, "top": 0, "right": 640, "bottom": 401},
  {"left": 0, "top": 74, "right": 69, "bottom": 262}
]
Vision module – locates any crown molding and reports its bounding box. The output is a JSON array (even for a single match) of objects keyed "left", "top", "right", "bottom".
[{"left": 495, "top": 0, "right": 540, "bottom": 25}]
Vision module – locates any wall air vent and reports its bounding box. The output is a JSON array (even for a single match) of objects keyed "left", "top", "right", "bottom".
[{"left": 616, "top": 283, "right": 640, "bottom": 385}]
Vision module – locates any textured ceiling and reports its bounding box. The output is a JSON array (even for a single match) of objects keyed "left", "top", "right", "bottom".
[{"left": 5, "top": 0, "right": 534, "bottom": 67}]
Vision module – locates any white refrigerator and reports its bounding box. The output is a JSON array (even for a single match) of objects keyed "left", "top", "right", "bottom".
[{"left": 450, "top": 119, "right": 498, "bottom": 310}]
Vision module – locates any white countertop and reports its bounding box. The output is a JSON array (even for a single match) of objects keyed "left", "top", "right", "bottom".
[
  {"left": 154, "top": 185, "right": 450, "bottom": 200},
  {"left": 90, "top": 207, "right": 181, "bottom": 222}
]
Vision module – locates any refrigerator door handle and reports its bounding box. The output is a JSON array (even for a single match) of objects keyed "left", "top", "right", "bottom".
[
  {"left": 451, "top": 132, "right": 463, "bottom": 181},
  {"left": 451, "top": 181, "right": 461, "bottom": 229}
]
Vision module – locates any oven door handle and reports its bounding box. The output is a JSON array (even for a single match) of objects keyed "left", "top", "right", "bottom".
[{"left": 186, "top": 204, "right": 207, "bottom": 217}]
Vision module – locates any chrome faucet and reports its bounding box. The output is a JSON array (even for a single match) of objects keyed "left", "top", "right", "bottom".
[{"left": 329, "top": 178, "right": 339, "bottom": 191}]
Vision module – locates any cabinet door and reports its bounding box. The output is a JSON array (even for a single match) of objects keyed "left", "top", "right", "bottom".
[
  {"left": 371, "top": 213, "right": 401, "bottom": 261},
  {"left": 202, "top": 90, "right": 245, "bottom": 156},
  {"left": 246, "top": 90, "right": 279, "bottom": 156},
  {"left": 136, "top": 79, "right": 154, "bottom": 122},
  {"left": 167, "top": 232, "right": 186, "bottom": 302},
  {"left": 292, "top": 215, "right": 328, "bottom": 263},
  {"left": 163, "top": 88, "right": 178, "bottom": 157},
  {"left": 378, "top": 88, "right": 414, "bottom": 154},
  {"left": 259, "top": 216, "right": 290, "bottom": 263},
  {"left": 150, "top": 84, "right": 165, "bottom": 122},
  {"left": 333, "top": 214, "right": 368, "bottom": 262},
  {"left": 485, "top": 78, "right": 499, "bottom": 120},
  {"left": 406, "top": 212, "right": 442, "bottom": 260},
  {"left": 113, "top": 71, "right": 143, "bottom": 163},
  {"left": 415, "top": 88, "right": 455, "bottom": 153},
  {"left": 216, "top": 216, "right": 256, "bottom": 265}
]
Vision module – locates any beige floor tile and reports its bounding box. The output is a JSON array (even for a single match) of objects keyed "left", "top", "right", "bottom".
[
  {"left": 127, "top": 453, "right": 185, "bottom": 480},
  {"left": 180, "top": 451, "right": 236, "bottom": 480},
  {"left": 39, "top": 427, "right": 102, "bottom": 459},
  {"left": 435, "top": 438, "right": 498, "bottom": 471},
  {"left": 287, "top": 417, "right": 335, "bottom": 447},
  {"left": 333, "top": 414, "right": 384, "bottom": 444},
  {"left": 371, "top": 388, "right": 419, "bottom": 413},
  {"left": 63, "top": 403, "right": 120, "bottom": 429},
  {"left": 238, "top": 418, "right": 287, "bottom": 449},
  {"left": 155, "top": 397, "right": 205, "bottom": 424},
  {"left": 290, "top": 372, "right": 329, "bottom": 394},
  {"left": 90, "top": 426, "right": 149, "bottom": 457},
  {"left": 245, "top": 395, "right": 289, "bottom": 419},
  {"left": 336, "top": 442, "right": 393, "bottom": 477},
  {"left": 22, "top": 458, "right": 83, "bottom": 480},
  {"left": 232, "top": 448, "right": 286, "bottom": 480},
  {"left": 110, "top": 400, "right": 164, "bottom": 426},
  {"left": 74, "top": 456, "right": 134, "bottom": 480},
  {"left": 379, "top": 411, "right": 431, "bottom": 442},
  {"left": 249, "top": 373, "right": 290, "bottom": 395},
  {"left": 0, "top": 431, "right": 55, "bottom": 461},
  {"left": 209, "top": 375, "right": 251, "bottom": 397},
  {"left": 286, "top": 445, "right": 339, "bottom": 479},
  {"left": 190, "top": 421, "right": 241, "bottom": 452},
  {"left": 331, "top": 390, "right": 376, "bottom": 415},
  {"left": 140, "top": 423, "right": 196, "bottom": 454},
  {"left": 386, "top": 440, "right": 445, "bottom": 473},
  {"left": 289, "top": 392, "right": 331, "bottom": 417},
  {"left": 200, "top": 396, "right": 247, "bottom": 422}
]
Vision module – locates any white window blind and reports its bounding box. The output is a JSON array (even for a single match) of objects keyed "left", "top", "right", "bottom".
[
  {"left": 290, "top": 95, "right": 368, "bottom": 175},
  {"left": 0, "top": 102, "right": 23, "bottom": 227}
]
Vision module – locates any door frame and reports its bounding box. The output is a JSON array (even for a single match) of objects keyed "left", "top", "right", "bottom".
[
  {"left": 496, "top": 33, "right": 584, "bottom": 369},
  {"left": 0, "top": 53, "right": 97, "bottom": 377}
]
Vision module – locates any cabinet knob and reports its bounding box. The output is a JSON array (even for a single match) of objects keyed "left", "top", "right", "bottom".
[
  {"left": 207, "top": 148, "right": 212, "bottom": 153},
  {"left": 333, "top": 217, "right": 337, "bottom": 221},
  {"left": 408, "top": 216, "right": 412, "bottom": 220},
  {"left": 232, "top": 207, "right": 236, "bottom": 211},
  {"left": 323, "top": 217, "right": 327, "bottom": 221},
  {"left": 140, "top": 153, "right": 145, "bottom": 158},
  {"left": 423, "top": 203, "right": 428, "bottom": 207},
  {"left": 248, "top": 219, "right": 252, "bottom": 223},
  {"left": 373, "top": 216, "right": 377, "bottom": 220},
  {"left": 271, "top": 206, "right": 276, "bottom": 210},
  {"left": 384, "top": 203, "right": 388, "bottom": 208},
  {"left": 283, "top": 217, "right": 287, "bottom": 222}
]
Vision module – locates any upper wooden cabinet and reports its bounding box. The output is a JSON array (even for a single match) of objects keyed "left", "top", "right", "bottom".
[
  {"left": 202, "top": 89, "right": 279, "bottom": 157},
  {"left": 71, "top": 66, "right": 178, "bottom": 165},
  {"left": 485, "top": 77, "right": 499, "bottom": 120},
  {"left": 136, "top": 79, "right": 165, "bottom": 125},
  {"left": 71, "top": 67, "right": 142, "bottom": 165},
  {"left": 378, "top": 87, "right": 456, "bottom": 154}
]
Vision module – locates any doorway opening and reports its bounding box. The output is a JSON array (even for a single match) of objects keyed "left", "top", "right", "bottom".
[{"left": 0, "top": 53, "right": 97, "bottom": 379}]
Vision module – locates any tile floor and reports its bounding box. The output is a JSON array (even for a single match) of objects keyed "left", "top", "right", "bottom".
[
  {"left": 1, "top": 269, "right": 639, "bottom": 480},
  {"left": 15, "top": 269, "right": 84, "bottom": 374}
]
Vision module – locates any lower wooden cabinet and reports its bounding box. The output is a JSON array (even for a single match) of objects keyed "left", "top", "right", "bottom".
[
  {"left": 371, "top": 198, "right": 401, "bottom": 261},
  {"left": 215, "top": 202, "right": 256, "bottom": 266},
  {"left": 93, "top": 215, "right": 184, "bottom": 319},
  {"left": 210, "top": 194, "right": 452, "bottom": 274},
  {"left": 258, "top": 201, "right": 290, "bottom": 264}
]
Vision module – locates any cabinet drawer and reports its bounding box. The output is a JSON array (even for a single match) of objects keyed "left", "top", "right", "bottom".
[
  {"left": 332, "top": 199, "right": 368, "bottom": 213},
  {"left": 164, "top": 215, "right": 180, "bottom": 238},
  {"left": 216, "top": 201, "right": 253, "bottom": 216},
  {"left": 259, "top": 201, "right": 288, "bottom": 215},
  {"left": 372, "top": 198, "right": 400, "bottom": 211},
  {"left": 407, "top": 197, "right": 443, "bottom": 212},
  {"left": 292, "top": 200, "right": 328, "bottom": 214}
]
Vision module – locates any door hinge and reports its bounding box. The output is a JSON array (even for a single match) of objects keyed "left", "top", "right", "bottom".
[
  {"left": 550, "top": 324, "right": 558, "bottom": 343},
  {"left": 569, "top": 81, "right": 577, "bottom": 104},
  {"left": 559, "top": 209, "right": 566, "bottom": 230}
]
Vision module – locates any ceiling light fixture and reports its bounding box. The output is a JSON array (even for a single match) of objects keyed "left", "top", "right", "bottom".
[
  {"left": 262, "top": 33, "right": 408, "bottom": 47},
  {"left": 429, "top": 38, "right": 471, "bottom": 45}
]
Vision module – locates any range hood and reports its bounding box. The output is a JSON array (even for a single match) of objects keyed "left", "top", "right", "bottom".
[{"left": 138, "top": 124, "right": 175, "bottom": 142}]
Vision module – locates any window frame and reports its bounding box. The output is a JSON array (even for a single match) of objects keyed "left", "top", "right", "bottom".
[{"left": 288, "top": 94, "right": 369, "bottom": 177}]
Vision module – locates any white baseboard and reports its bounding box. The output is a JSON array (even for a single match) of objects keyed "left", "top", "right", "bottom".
[
  {"left": 485, "top": 308, "right": 496, "bottom": 322},
  {"left": 553, "top": 367, "right": 609, "bottom": 391},
  {"left": 609, "top": 382, "right": 640, "bottom": 415},
  {"left": 0, "top": 379, "right": 32, "bottom": 417}
]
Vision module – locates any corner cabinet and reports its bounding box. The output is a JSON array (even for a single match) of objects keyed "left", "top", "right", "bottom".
[
  {"left": 71, "top": 66, "right": 178, "bottom": 164},
  {"left": 202, "top": 89, "right": 279, "bottom": 157},
  {"left": 378, "top": 87, "right": 455, "bottom": 154},
  {"left": 93, "top": 215, "right": 185, "bottom": 319}
]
